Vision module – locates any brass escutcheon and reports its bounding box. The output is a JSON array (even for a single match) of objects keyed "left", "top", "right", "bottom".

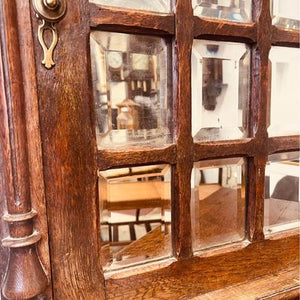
[{"left": 33, "top": 0, "right": 67, "bottom": 69}]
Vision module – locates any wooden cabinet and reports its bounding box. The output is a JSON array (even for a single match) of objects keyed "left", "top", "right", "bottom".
[{"left": 0, "top": 0, "right": 299, "bottom": 299}]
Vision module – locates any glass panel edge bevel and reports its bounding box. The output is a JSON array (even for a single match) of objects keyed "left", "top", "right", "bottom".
[
  {"left": 268, "top": 46, "right": 300, "bottom": 137},
  {"left": 192, "top": 39, "right": 250, "bottom": 142},
  {"left": 90, "top": 31, "right": 172, "bottom": 149},
  {"left": 271, "top": 0, "right": 300, "bottom": 30},
  {"left": 192, "top": 0, "right": 252, "bottom": 23}
]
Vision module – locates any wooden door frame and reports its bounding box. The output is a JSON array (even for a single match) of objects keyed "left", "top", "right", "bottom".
[{"left": 0, "top": 0, "right": 299, "bottom": 299}]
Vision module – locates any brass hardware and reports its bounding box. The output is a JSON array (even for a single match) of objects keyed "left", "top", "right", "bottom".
[{"left": 33, "top": 0, "right": 67, "bottom": 69}]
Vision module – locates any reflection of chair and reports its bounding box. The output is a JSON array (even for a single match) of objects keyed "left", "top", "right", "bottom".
[
  {"left": 271, "top": 176, "right": 299, "bottom": 202},
  {"left": 101, "top": 165, "right": 171, "bottom": 247}
]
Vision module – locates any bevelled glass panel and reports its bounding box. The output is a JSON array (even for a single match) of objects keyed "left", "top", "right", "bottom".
[
  {"left": 268, "top": 47, "right": 300, "bottom": 137},
  {"left": 90, "top": 31, "right": 171, "bottom": 148},
  {"left": 192, "top": 0, "right": 252, "bottom": 23},
  {"left": 271, "top": 0, "right": 300, "bottom": 30},
  {"left": 192, "top": 40, "right": 250, "bottom": 141},
  {"left": 99, "top": 164, "right": 171, "bottom": 271},
  {"left": 192, "top": 157, "right": 246, "bottom": 251},
  {"left": 90, "top": 0, "right": 170, "bottom": 15},
  {"left": 264, "top": 152, "right": 300, "bottom": 235}
]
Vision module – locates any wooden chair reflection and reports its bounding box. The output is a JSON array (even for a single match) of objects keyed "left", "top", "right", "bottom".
[{"left": 102, "top": 165, "right": 171, "bottom": 247}]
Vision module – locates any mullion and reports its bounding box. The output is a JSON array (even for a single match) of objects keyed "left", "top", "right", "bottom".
[
  {"left": 246, "top": 0, "right": 272, "bottom": 242},
  {"left": 172, "top": 0, "right": 194, "bottom": 259}
]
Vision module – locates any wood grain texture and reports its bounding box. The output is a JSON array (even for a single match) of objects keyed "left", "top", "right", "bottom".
[
  {"left": 98, "top": 145, "right": 176, "bottom": 170},
  {"left": 106, "top": 233, "right": 299, "bottom": 299},
  {"left": 194, "top": 264, "right": 299, "bottom": 300},
  {"left": 193, "top": 17, "right": 257, "bottom": 43},
  {"left": 0, "top": 30, "right": 10, "bottom": 293},
  {"left": 31, "top": 0, "right": 106, "bottom": 298},
  {"left": 90, "top": 3, "right": 175, "bottom": 35},
  {"left": 172, "top": 0, "right": 194, "bottom": 259},
  {"left": 268, "top": 136, "right": 300, "bottom": 155},
  {"left": 193, "top": 138, "right": 255, "bottom": 161},
  {"left": 0, "top": 0, "right": 49, "bottom": 298},
  {"left": 272, "top": 26, "right": 300, "bottom": 47},
  {"left": 16, "top": 0, "right": 52, "bottom": 297}
]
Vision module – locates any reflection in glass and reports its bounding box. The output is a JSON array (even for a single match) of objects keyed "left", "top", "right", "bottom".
[
  {"left": 268, "top": 47, "right": 300, "bottom": 137},
  {"left": 271, "top": 0, "right": 300, "bottom": 30},
  {"left": 264, "top": 152, "right": 300, "bottom": 235},
  {"left": 90, "top": 31, "right": 171, "bottom": 148},
  {"left": 192, "top": 158, "right": 246, "bottom": 251},
  {"left": 192, "top": 0, "right": 252, "bottom": 23},
  {"left": 99, "top": 164, "right": 171, "bottom": 271},
  {"left": 90, "top": 0, "right": 170, "bottom": 14},
  {"left": 192, "top": 40, "right": 250, "bottom": 141}
]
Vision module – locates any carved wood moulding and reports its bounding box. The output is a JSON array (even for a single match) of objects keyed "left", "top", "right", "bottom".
[{"left": 0, "top": 0, "right": 50, "bottom": 298}]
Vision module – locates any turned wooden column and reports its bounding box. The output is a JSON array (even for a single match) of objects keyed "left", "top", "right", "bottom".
[{"left": 0, "top": 0, "right": 49, "bottom": 299}]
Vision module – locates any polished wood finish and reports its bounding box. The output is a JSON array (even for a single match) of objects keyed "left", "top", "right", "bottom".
[
  {"left": 30, "top": 0, "right": 106, "bottom": 298},
  {"left": 0, "top": 0, "right": 299, "bottom": 298},
  {"left": 90, "top": 3, "right": 175, "bottom": 35},
  {"left": 0, "top": 0, "right": 49, "bottom": 298},
  {"left": 98, "top": 145, "right": 176, "bottom": 170},
  {"left": 106, "top": 233, "right": 299, "bottom": 299}
]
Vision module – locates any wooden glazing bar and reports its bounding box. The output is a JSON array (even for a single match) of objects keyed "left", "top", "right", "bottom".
[
  {"left": 193, "top": 17, "right": 257, "bottom": 43},
  {"left": 193, "top": 138, "right": 255, "bottom": 161},
  {"left": 97, "top": 145, "right": 177, "bottom": 170},
  {"left": 172, "top": 0, "right": 194, "bottom": 259},
  {"left": 106, "top": 233, "right": 299, "bottom": 299},
  {"left": 268, "top": 136, "right": 300, "bottom": 155},
  {"left": 246, "top": 0, "right": 272, "bottom": 242},
  {"left": 89, "top": 3, "right": 175, "bottom": 35},
  {"left": 272, "top": 26, "right": 300, "bottom": 47}
]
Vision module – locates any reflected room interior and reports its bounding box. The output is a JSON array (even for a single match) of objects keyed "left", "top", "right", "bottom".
[
  {"left": 98, "top": 164, "right": 172, "bottom": 271},
  {"left": 191, "top": 157, "right": 246, "bottom": 251},
  {"left": 264, "top": 152, "right": 300, "bottom": 235},
  {"left": 90, "top": 31, "right": 172, "bottom": 149}
]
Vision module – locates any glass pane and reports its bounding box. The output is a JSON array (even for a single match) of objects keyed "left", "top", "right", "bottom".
[
  {"left": 268, "top": 47, "right": 300, "bottom": 137},
  {"left": 90, "top": 0, "right": 171, "bottom": 14},
  {"left": 90, "top": 31, "right": 171, "bottom": 148},
  {"left": 271, "top": 0, "right": 300, "bottom": 30},
  {"left": 264, "top": 152, "right": 300, "bottom": 235},
  {"left": 192, "top": 157, "right": 246, "bottom": 251},
  {"left": 192, "top": 40, "right": 250, "bottom": 141},
  {"left": 99, "top": 164, "right": 171, "bottom": 271},
  {"left": 192, "top": 0, "right": 252, "bottom": 23}
]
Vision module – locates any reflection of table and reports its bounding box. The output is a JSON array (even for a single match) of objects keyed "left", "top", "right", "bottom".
[
  {"left": 102, "top": 183, "right": 245, "bottom": 270},
  {"left": 106, "top": 181, "right": 171, "bottom": 211},
  {"left": 192, "top": 184, "right": 245, "bottom": 250}
]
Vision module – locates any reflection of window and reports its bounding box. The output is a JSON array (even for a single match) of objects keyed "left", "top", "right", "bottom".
[
  {"left": 192, "top": 0, "right": 252, "bottom": 22},
  {"left": 268, "top": 47, "right": 300, "bottom": 137},
  {"left": 192, "top": 40, "right": 250, "bottom": 141},
  {"left": 264, "top": 152, "right": 300, "bottom": 235},
  {"left": 271, "top": 0, "right": 300, "bottom": 30},
  {"left": 90, "top": 31, "right": 171, "bottom": 148}
]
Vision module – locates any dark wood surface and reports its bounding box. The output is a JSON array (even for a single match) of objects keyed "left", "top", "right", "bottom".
[
  {"left": 90, "top": 3, "right": 175, "bottom": 35},
  {"left": 31, "top": 0, "right": 106, "bottom": 299},
  {"left": 0, "top": 0, "right": 49, "bottom": 298},
  {"left": 0, "top": 0, "right": 298, "bottom": 299},
  {"left": 106, "top": 233, "right": 299, "bottom": 299}
]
